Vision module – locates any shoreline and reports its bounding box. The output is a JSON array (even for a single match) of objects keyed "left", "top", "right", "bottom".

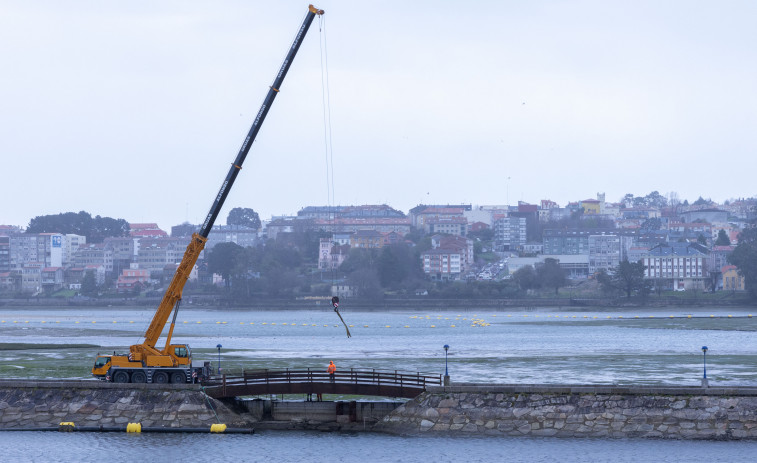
[{"left": 1, "top": 298, "right": 754, "bottom": 312}]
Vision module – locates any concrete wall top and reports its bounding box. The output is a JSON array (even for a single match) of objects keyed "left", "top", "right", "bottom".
[
  {"left": 0, "top": 379, "right": 202, "bottom": 391},
  {"left": 427, "top": 383, "right": 757, "bottom": 396}
]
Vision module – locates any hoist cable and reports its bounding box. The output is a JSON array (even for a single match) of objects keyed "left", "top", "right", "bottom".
[{"left": 319, "top": 16, "right": 350, "bottom": 338}]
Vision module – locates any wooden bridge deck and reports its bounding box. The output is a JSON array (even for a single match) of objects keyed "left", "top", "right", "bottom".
[{"left": 203, "top": 368, "right": 442, "bottom": 399}]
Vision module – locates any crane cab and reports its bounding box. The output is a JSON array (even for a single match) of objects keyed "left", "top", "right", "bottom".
[{"left": 92, "top": 355, "right": 112, "bottom": 379}]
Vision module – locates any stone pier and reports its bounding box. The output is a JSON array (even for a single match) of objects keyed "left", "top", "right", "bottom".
[
  {"left": 375, "top": 384, "right": 757, "bottom": 439},
  {"left": 0, "top": 380, "right": 246, "bottom": 429}
]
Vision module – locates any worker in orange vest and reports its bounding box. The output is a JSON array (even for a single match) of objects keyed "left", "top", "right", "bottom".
[{"left": 327, "top": 361, "right": 336, "bottom": 382}]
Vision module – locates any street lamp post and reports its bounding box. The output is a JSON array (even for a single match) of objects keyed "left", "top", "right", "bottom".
[
  {"left": 443, "top": 344, "right": 450, "bottom": 386},
  {"left": 701, "top": 346, "right": 708, "bottom": 388},
  {"left": 216, "top": 343, "right": 223, "bottom": 375}
]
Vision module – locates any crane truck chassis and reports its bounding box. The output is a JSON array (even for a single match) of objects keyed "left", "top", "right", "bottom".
[{"left": 91, "top": 4, "right": 324, "bottom": 384}]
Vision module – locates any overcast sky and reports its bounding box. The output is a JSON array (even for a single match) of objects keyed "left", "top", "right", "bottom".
[{"left": 2, "top": 0, "right": 755, "bottom": 231}]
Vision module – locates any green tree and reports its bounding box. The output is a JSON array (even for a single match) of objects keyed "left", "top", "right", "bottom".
[
  {"left": 27, "top": 211, "right": 129, "bottom": 243},
  {"left": 596, "top": 269, "right": 618, "bottom": 296},
  {"left": 728, "top": 228, "right": 757, "bottom": 299},
  {"left": 347, "top": 268, "right": 383, "bottom": 301},
  {"left": 207, "top": 242, "right": 245, "bottom": 288},
  {"left": 468, "top": 228, "right": 494, "bottom": 242},
  {"left": 644, "top": 190, "right": 668, "bottom": 208},
  {"left": 715, "top": 229, "right": 731, "bottom": 246},
  {"left": 612, "top": 260, "right": 649, "bottom": 298},
  {"left": 226, "top": 207, "right": 261, "bottom": 230},
  {"left": 377, "top": 244, "right": 422, "bottom": 289},
  {"left": 80, "top": 270, "right": 98, "bottom": 296},
  {"left": 512, "top": 265, "right": 537, "bottom": 292},
  {"left": 640, "top": 218, "right": 662, "bottom": 232},
  {"left": 537, "top": 258, "right": 566, "bottom": 295},
  {"left": 340, "top": 248, "right": 378, "bottom": 274}
]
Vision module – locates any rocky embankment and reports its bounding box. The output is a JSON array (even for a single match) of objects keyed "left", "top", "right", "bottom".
[
  {"left": 376, "top": 384, "right": 757, "bottom": 439},
  {"left": 0, "top": 381, "right": 246, "bottom": 429}
]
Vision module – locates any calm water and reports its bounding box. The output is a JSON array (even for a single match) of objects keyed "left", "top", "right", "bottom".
[
  {"left": 0, "top": 430, "right": 756, "bottom": 462},
  {"left": 1, "top": 305, "right": 757, "bottom": 461}
]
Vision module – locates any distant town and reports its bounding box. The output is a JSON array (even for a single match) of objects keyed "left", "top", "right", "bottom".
[{"left": 1, "top": 191, "right": 756, "bottom": 303}]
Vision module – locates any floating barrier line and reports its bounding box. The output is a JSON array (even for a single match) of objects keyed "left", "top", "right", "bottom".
[{"left": 0, "top": 314, "right": 752, "bottom": 327}]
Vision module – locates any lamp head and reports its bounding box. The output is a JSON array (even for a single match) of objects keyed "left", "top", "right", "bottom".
[
  {"left": 443, "top": 344, "right": 449, "bottom": 352},
  {"left": 702, "top": 346, "right": 708, "bottom": 353},
  {"left": 217, "top": 343, "right": 222, "bottom": 349}
]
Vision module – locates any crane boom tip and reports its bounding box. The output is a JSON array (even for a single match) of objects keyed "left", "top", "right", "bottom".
[{"left": 309, "top": 4, "right": 325, "bottom": 15}]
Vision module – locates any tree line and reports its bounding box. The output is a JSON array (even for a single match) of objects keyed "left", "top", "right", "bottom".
[{"left": 26, "top": 211, "right": 130, "bottom": 243}]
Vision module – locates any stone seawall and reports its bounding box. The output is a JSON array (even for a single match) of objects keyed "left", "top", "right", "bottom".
[
  {"left": 0, "top": 381, "right": 247, "bottom": 429},
  {"left": 375, "top": 384, "right": 757, "bottom": 440}
]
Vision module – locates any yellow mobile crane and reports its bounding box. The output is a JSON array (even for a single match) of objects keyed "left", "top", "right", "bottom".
[{"left": 92, "top": 5, "right": 325, "bottom": 384}]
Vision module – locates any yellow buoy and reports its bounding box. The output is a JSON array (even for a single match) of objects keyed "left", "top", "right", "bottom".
[
  {"left": 126, "top": 422, "right": 142, "bottom": 433},
  {"left": 210, "top": 423, "right": 227, "bottom": 433},
  {"left": 58, "top": 422, "right": 75, "bottom": 432}
]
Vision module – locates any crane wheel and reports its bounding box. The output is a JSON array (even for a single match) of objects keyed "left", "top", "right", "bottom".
[
  {"left": 131, "top": 371, "right": 147, "bottom": 383},
  {"left": 113, "top": 371, "right": 129, "bottom": 383},
  {"left": 153, "top": 372, "right": 169, "bottom": 384},
  {"left": 170, "top": 372, "right": 186, "bottom": 384}
]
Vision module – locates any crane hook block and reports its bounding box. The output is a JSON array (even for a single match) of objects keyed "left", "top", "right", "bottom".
[{"left": 309, "top": 5, "right": 325, "bottom": 15}]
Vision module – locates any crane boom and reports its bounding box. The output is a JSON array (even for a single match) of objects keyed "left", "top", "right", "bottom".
[{"left": 106, "top": 5, "right": 324, "bottom": 371}]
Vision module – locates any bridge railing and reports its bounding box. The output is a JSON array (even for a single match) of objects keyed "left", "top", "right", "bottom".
[{"left": 205, "top": 368, "right": 442, "bottom": 390}]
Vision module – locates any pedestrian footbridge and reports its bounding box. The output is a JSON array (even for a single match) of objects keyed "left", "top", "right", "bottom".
[{"left": 202, "top": 368, "right": 442, "bottom": 399}]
